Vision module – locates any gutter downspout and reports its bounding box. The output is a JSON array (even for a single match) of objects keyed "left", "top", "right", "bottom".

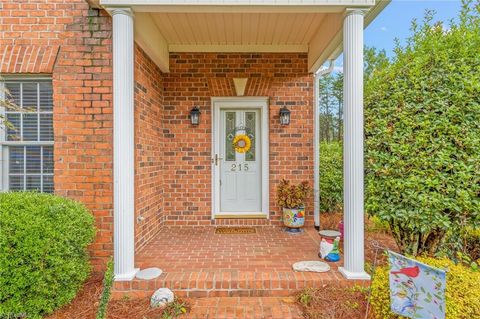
[{"left": 313, "top": 59, "right": 335, "bottom": 230}]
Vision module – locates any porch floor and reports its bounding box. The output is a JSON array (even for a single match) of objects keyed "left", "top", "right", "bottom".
[{"left": 113, "top": 226, "right": 365, "bottom": 299}]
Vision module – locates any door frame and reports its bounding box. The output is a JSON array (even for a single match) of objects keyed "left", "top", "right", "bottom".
[{"left": 211, "top": 97, "right": 269, "bottom": 219}]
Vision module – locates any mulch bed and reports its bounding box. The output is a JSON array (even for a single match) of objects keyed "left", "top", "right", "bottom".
[
  {"left": 297, "top": 286, "right": 369, "bottom": 319},
  {"left": 47, "top": 273, "right": 165, "bottom": 319}
]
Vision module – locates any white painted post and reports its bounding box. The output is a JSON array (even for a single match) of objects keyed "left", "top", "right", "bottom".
[
  {"left": 111, "top": 7, "right": 138, "bottom": 281},
  {"left": 338, "top": 9, "right": 370, "bottom": 280}
]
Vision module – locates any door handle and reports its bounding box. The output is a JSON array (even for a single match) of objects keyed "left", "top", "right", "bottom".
[{"left": 214, "top": 154, "right": 223, "bottom": 166}]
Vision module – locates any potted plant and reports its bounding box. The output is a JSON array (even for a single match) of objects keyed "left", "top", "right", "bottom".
[{"left": 277, "top": 179, "right": 311, "bottom": 231}]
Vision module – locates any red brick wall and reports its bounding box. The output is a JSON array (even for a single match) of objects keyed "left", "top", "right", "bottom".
[
  {"left": 0, "top": 1, "right": 114, "bottom": 270},
  {"left": 163, "top": 53, "right": 314, "bottom": 226},
  {"left": 134, "top": 45, "right": 165, "bottom": 250},
  {"left": 1, "top": 0, "right": 315, "bottom": 268}
]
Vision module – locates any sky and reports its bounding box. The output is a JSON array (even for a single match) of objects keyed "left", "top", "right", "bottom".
[{"left": 333, "top": 0, "right": 464, "bottom": 71}]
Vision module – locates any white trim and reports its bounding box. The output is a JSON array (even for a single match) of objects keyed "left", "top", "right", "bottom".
[
  {"left": 211, "top": 97, "right": 269, "bottom": 220},
  {"left": 0, "top": 81, "right": 5, "bottom": 191},
  {"left": 169, "top": 44, "right": 308, "bottom": 53},
  {"left": 99, "top": 1, "right": 375, "bottom": 13}
]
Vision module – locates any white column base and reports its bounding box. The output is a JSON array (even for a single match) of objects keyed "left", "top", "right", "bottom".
[
  {"left": 338, "top": 267, "right": 371, "bottom": 280},
  {"left": 115, "top": 268, "right": 139, "bottom": 282}
]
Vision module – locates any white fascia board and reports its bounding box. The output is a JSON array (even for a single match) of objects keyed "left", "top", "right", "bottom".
[{"left": 100, "top": 0, "right": 375, "bottom": 13}]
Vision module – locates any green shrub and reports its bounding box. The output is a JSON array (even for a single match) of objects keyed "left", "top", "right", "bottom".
[
  {"left": 96, "top": 259, "right": 114, "bottom": 319},
  {"left": 0, "top": 192, "right": 95, "bottom": 318},
  {"left": 365, "top": 5, "right": 480, "bottom": 256},
  {"left": 319, "top": 141, "right": 343, "bottom": 213},
  {"left": 370, "top": 257, "right": 480, "bottom": 318}
]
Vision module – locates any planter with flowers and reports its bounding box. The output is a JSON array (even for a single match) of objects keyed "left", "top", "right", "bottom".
[{"left": 277, "top": 179, "right": 311, "bottom": 232}]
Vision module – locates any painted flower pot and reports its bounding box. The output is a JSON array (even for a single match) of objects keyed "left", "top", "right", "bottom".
[{"left": 282, "top": 207, "right": 305, "bottom": 229}]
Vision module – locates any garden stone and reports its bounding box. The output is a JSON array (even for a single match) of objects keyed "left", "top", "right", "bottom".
[
  {"left": 293, "top": 261, "right": 330, "bottom": 273},
  {"left": 136, "top": 267, "right": 162, "bottom": 280},
  {"left": 150, "top": 288, "right": 174, "bottom": 308},
  {"left": 319, "top": 230, "right": 341, "bottom": 239}
]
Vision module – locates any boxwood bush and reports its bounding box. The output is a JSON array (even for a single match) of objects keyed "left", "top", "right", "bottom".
[
  {"left": 0, "top": 192, "right": 95, "bottom": 318},
  {"left": 319, "top": 141, "right": 343, "bottom": 213},
  {"left": 370, "top": 257, "right": 480, "bottom": 319}
]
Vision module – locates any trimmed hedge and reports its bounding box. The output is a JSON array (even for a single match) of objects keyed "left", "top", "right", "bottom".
[
  {"left": 370, "top": 257, "right": 480, "bottom": 318},
  {"left": 319, "top": 141, "right": 343, "bottom": 213},
  {"left": 0, "top": 192, "right": 95, "bottom": 318},
  {"left": 365, "top": 6, "right": 480, "bottom": 256}
]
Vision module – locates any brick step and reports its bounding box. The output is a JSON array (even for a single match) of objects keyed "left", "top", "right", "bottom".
[
  {"left": 183, "top": 297, "right": 303, "bottom": 319},
  {"left": 112, "top": 269, "right": 368, "bottom": 299}
]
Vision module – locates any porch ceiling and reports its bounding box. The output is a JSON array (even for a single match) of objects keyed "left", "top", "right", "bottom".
[{"left": 97, "top": 0, "right": 389, "bottom": 73}]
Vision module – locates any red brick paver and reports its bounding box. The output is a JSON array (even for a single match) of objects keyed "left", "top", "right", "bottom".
[
  {"left": 136, "top": 226, "right": 322, "bottom": 272},
  {"left": 184, "top": 297, "right": 303, "bottom": 319}
]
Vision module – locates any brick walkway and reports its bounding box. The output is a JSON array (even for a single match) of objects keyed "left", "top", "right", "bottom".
[{"left": 184, "top": 297, "right": 303, "bottom": 319}]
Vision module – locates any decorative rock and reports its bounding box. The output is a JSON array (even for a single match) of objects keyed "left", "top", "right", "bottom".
[
  {"left": 292, "top": 261, "right": 331, "bottom": 273},
  {"left": 150, "top": 288, "right": 174, "bottom": 308},
  {"left": 136, "top": 267, "right": 163, "bottom": 280}
]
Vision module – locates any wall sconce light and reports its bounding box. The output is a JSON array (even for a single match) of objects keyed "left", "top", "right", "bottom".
[
  {"left": 189, "top": 106, "right": 201, "bottom": 125},
  {"left": 279, "top": 106, "right": 291, "bottom": 125}
]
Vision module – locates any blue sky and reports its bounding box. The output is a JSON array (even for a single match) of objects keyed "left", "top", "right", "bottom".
[{"left": 334, "top": 0, "right": 463, "bottom": 69}]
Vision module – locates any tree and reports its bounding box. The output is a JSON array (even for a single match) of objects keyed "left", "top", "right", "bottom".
[
  {"left": 0, "top": 79, "right": 21, "bottom": 133},
  {"left": 364, "top": 46, "right": 389, "bottom": 79},
  {"left": 365, "top": 2, "right": 480, "bottom": 256}
]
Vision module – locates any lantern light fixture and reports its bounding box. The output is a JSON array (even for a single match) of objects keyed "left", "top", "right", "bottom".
[
  {"left": 189, "top": 106, "right": 201, "bottom": 125},
  {"left": 279, "top": 106, "right": 291, "bottom": 125}
]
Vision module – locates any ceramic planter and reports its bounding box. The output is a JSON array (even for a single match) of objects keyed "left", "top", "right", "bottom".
[{"left": 282, "top": 207, "right": 305, "bottom": 229}]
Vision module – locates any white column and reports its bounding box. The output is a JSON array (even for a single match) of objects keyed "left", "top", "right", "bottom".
[
  {"left": 339, "top": 9, "right": 370, "bottom": 280},
  {"left": 111, "top": 7, "right": 138, "bottom": 281}
]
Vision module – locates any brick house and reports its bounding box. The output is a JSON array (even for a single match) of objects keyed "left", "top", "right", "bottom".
[{"left": 0, "top": 0, "right": 387, "bottom": 285}]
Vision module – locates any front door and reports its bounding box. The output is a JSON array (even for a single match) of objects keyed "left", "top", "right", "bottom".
[{"left": 219, "top": 109, "right": 261, "bottom": 213}]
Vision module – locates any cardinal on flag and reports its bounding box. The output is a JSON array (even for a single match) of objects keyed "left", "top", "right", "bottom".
[{"left": 388, "top": 251, "right": 446, "bottom": 319}]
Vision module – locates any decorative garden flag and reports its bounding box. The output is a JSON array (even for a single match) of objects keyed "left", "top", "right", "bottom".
[{"left": 388, "top": 251, "right": 446, "bottom": 319}]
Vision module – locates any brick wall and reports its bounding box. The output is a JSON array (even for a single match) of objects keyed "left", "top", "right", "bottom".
[
  {"left": 1, "top": 0, "right": 315, "bottom": 268},
  {"left": 163, "top": 53, "right": 314, "bottom": 226},
  {"left": 0, "top": 1, "right": 114, "bottom": 270},
  {"left": 134, "top": 45, "right": 165, "bottom": 250}
]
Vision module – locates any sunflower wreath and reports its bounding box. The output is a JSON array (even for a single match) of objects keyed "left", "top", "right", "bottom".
[{"left": 232, "top": 134, "right": 252, "bottom": 153}]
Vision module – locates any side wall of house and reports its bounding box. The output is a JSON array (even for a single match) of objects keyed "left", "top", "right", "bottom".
[
  {"left": 0, "top": 1, "right": 166, "bottom": 269},
  {"left": 0, "top": 1, "right": 114, "bottom": 270},
  {"left": 163, "top": 53, "right": 314, "bottom": 226},
  {"left": 134, "top": 45, "right": 165, "bottom": 250}
]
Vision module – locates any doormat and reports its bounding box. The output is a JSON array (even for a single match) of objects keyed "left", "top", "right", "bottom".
[{"left": 215, "top": 227, "right": 256, "bottom": 234}]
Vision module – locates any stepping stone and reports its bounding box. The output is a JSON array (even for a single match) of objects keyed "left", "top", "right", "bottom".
[
  {"left": 292, "top": 261, "right": 330, "bottom": 273},
  {"left": 151, "top": 288, "right": 174, "bottom": 308},
  {"left": 319, "top": 230, "right": 341, "bottom": 239},
  {"left": 136, "top": 267, "right": 163, "bottom": 280}
]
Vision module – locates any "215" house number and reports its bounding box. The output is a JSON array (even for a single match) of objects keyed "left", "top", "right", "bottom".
[{"left": 230, "top": 163, "right": 249, "bottom": 171}]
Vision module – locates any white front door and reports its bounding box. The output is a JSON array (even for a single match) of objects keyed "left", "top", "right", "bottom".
[{"left": 219, "top": 109, "right": 261, "bottom": 213}]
